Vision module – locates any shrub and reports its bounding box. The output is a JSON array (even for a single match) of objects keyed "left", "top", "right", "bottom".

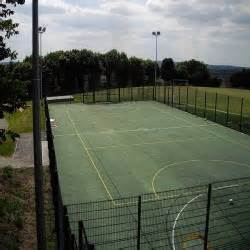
[{"left": 2, "top": 166, "right": 13, "bottom": 180}]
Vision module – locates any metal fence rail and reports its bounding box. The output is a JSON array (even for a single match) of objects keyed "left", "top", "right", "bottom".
[
  {"left": 66, "top": 178, "right": 250, "bottom": 250},
  {"left": 56, "top": 83, "right": 250, "bottom": 136},
  {"left": 45, "top": 98, "right": 77, "bottom": 250}
]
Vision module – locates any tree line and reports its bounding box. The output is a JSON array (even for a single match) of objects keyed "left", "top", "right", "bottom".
[
  {"left": 1, "top": 48, "right": 250, "bottom": 108},
  {"left": 0, "top": 49, "right": 223, "bottom": 101}
]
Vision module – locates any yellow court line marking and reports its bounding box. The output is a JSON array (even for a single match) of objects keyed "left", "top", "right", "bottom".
[
  {"left": 86, "top": 136, "right": 217, "bottom": 150},
  {"left": 152, "top": 160, "right": 250, "bottom": 199},
  {"left": 65, "top": 110, "right": 116, "bottom": 205}
]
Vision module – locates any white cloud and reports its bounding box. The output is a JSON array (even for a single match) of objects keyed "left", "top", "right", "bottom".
[{"left": 7, "top": 0, "right": 250, "bottom": 67}]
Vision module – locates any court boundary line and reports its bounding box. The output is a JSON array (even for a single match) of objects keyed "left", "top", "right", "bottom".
[
  {"left": 53, "top": 124, "right": 216, "bottom": 137},
  {"left": 65, "top": 109, "right": 116, "bottom": 205},
  {"left": 85, "top": 136, "right": 217, "bottom": 150},
  {"left": 153, "top": 105, "right": 250, "bottom": 152},
  {"left": 152, "top": 159, "right": 250, "bottom": 199},
  {"left": 171, "top": 183, "right": 248, "bottom": 250}
]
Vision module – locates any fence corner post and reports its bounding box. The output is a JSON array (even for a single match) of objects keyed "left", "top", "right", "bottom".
[
  {"left": 204, "top": 184, "right": 212, "bottom": 250},
  {"left": 137, "top": 196, "right": 142, "bottom": 250},
  {"left": 240, "top": 97, "right": 244, "bottom": 132},
  {"left": 79, "top": 221, "right": 83, "bottom": 250}
]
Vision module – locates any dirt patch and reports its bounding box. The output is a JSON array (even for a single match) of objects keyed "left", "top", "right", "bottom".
[{"left": 0, "top": 166, "right": 55, "bottom": 250}]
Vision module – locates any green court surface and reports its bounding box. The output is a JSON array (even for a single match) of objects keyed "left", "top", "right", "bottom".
[
  {"left": 49, "top": 101, "right": 250, "bottom": 249},
  {"left": 49, "top": 101, "right": 250, "bottom": 204}
]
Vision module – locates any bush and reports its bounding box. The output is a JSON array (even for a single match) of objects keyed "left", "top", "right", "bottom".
[{"left": 2, "top": 166, "right": 13, "bottom": 180}]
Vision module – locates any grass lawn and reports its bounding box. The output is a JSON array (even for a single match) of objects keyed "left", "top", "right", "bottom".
[
  {"left": 0, "top": 136, "right": 15, "bottom": 157},
  {"left": 74, "top": 86, "right": 250, "bottom": 114},
  {"left": 192, "top": 86, "right": 250, "bottom": 99},
  {"left": 4, "top": 104, "right": 45, "bottom": 134}
]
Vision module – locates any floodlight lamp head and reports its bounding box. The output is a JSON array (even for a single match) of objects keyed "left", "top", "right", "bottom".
[
  {"left": 157, "top": 31, "right": 161, "bottom": 35},
  {"left": 38, "top": 27, "right": 42, "bottom": 32},
  {"left": 42, "top": 27, "right": 46, "bottom": 32},
  {"left": 152, "top": 31, "right": 156, "bottom": 36}
]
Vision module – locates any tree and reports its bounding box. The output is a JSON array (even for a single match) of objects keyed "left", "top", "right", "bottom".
[
  {"left": 143, "top": 60, "right": 155, "bottom": 84},
  {"left": 176, "top": 59, "right": 211, "bottom": 86},
  {"left": 230, "top": 69, "right": 250, "bottom": 89},
  {"left": 161, "top": 58, "right": 176, "bottom": 82},
  {"left": 129, "top": 57, "right": 145, "bottom": 85},
  {"left": 0, "top": 0, "right": 25, "bottom": 61}
]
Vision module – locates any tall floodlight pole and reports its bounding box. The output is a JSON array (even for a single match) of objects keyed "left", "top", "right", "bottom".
[
  {"left": 152, "top": 31, "right": 160, "bottom": 100},
  {"left": 38, "top": 26, "right": 46, "bottom": 100},
  {"left": 32, "top": 1, "right": 47, "bottom": 250}
]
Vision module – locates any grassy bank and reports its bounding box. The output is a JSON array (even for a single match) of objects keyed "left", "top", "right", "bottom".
[
  {"left": 0, "top": 166, "right": 55, "bottom": 249},
  {"left": 4, "top": 105, "right": 45, "bottom": 134},
  {"left": 0, "top": 136, "right": 15, "bottom": 157}
]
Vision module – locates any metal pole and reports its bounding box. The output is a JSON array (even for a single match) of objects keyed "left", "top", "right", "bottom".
[
  {"left": 204, "top": 184, "right": 212, "bottom": 249},
  {"left": 79, "top": 221, "right": 83, "bottom": 250},
  {"left": 214, "top": 93, "right": 218, "bottom": 122},
  {"left": 178, "top": 87, "right": 181, "bottom": 108},
  {"left": 186, "top": 87, "right": 189, "bottom": 112},
  {"left": 226, "top": 96, "right": 230, "bottom": 125},
  {"left": 164, "top": 82, "right": 166, "bottom": 104},
  {"left": 40, "top": 32, "right": 43, "bottom": 100},
  {"left": 195, "top": 89, "right": 197, "bottom": 115},
  {"left": 154, "top": 35, "right": 157, "bottom": 100},
  {"left": 171, "top": 80, "right": 174, "bottom": 107},
  {"left": 137, "top": 196, "right": 142, "bottom": 250},
  {"left": 204, "top": 91, "right": 207, "bottom": 118},
  {"left": 240, "top": 98, "right": 244, "bottom": 132},
  {"left": 32, "top": 1, "right": 47, "bottom": 249}
]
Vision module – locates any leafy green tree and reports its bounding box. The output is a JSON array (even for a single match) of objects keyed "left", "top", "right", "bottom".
[
  {"left": 0, "top": 0, "right": 25, "bottom": 61},
  {"left": 176, "top": 59, "right": 210, "bottom": 86},
  {"left": 161, "top": 58, "right": 176, "bottom": 82},
  {"left": 230, "top": 69, "right": 250, "bottom": 89},
  {"left": 143, "top": 60, "right": 155, "bottom": 84},
  {"left": 129, "top": 57, "right": 145, "bottom": 85}
]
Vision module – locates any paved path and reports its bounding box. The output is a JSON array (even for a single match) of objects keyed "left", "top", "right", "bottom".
[{"left": 0, "top": 133, "right": 49, "bottom": 168}]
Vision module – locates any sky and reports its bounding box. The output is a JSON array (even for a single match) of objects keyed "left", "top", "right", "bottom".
[{"left": 8, "top": 0, "right": 250, "bottom": 67}]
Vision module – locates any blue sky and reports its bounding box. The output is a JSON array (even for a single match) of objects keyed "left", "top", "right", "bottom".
[{"left": 9, "top": 0, "right": 250, "bottom": 66}]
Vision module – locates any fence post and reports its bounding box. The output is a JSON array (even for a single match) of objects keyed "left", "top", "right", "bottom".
[
  {"left": 137, "top": 196, "right": 142, "bottom": 250},
  {"left": 164, "top": 82, "right": 166, "bottom": 104},
  {"left": 178, "top": 87, "right": 181, "bottom": 108},
  {"left": 214, "top": 93, "right": 218, "bottom": 122},
  {"left": 226, "top": 96, "right": 230, "bottom": 125},
  {"left": 63, "top": 206, "right": 70, "bottom": 249},
  {"left": 82, "top": 87, "right": 85, "bottom": 104},
  {"left": 195, "top": 89, "right": 197, "bottom": 115},
  {"left": 142, "top": 82, "right": 144, "bottom": 101},
  {"left": 131, "top": 86, "right": 133, "bottom": 101},
  {"left": 186, "top": 87, "right": 189, "bottom": 112},
  {"left": 204, "top": 91, "right": 207, "bottom": 118},
  {"left": 204, "top": 184, "right": 212, "bottom": 250},
  {"left": 118, "top": 83, "right": 121, "bottom": 103},
  {"left": 240, "top": 98, "right": 244, "bottom": 132},
  {"left": 93, "top": 83, "right": 95, "bottom": 103},
  {"left": 171, "top": 81, "right": 174, "bottom": 107},
  {"left": 167, "top": 87, "right": 170, "bottom": 105},
  {"left": 79, "top": 221, "right": 83, "bottom": 250}
]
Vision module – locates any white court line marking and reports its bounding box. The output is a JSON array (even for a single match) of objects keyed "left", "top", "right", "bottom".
[
  {"left": 171, "top": 183, "right": 248, "bottom": 250},
  {"left": 53, "top": 124, "right": 215, "bottom": 137},
  {"left": 152, "top": 160, "right": 250, "bottom": 199},
  {"left": 172, "top": 194, "right": 203, "bottom": 250},
  {"left": 153, "top": 105, "right": 250, "bottom": 152},
  {"left": 65, "top": 110, "right": 116, "bottom": 205},
  {"left": 85, "top": 136, "right": 217, "bottom": 150}
]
